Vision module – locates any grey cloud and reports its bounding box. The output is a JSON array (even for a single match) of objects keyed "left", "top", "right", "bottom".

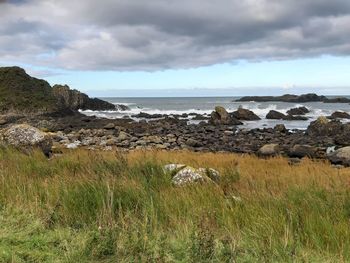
[{"left": 1, "top": 0, "right": 350, "bottom": 70}]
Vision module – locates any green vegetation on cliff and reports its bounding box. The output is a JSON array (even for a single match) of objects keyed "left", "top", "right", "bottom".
[
  {"left": 1, "top": 148, "right": 350, "bottom": 262},
  {"left": 0, "top": 66, "right": 120, "bottom": 114},
  {"left": 0, "top": 67, "right": 58, "bottom": 113}
]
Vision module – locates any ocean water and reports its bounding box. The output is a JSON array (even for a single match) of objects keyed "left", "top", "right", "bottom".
[{"left": 80, "top": 96, "right": 350, "bottom": 130}]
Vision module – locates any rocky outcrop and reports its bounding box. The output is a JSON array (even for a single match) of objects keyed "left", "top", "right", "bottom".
[
  {"left": 0, "top": 124, "right": 52, "bottom": 156},
  {"left": 0, "top": 66, "right": 128, "bottom": 116},
  {"left": 52, "top": 85, "right": 129, "bottom": 112},
  {"left": 306, "top": 117, "right": 341, "bottom": 137},
  {"left": 0, "top": 67, "right": 58, "bottom": 114},
  {"left": 329, "top": 111, "right": 350, "bottom": 119},
  {"left": 236, "top": 93, "right": 350, "bottom": 103},
  {"left": 210, "top": 106, "right": 242, "bottom": 125},
  {"left": 231, "top": 107, "right": 261, "bottom": 120},
  {"left": 287, "top": 107, "right": 310, "bottom": 116}
]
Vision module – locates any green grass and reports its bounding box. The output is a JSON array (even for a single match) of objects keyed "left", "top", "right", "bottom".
[{"left": 1, "top": 147, "right": 350, "bottom": 262}]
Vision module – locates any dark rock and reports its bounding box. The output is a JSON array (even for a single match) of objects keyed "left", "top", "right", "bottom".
[
  {"left": 52, "top": 85, "right": 128, "bottom": 112},
  {"left": 324, "top": 97, "right": 350, "bottom": 103},
  {"left": 236, "top": 93, "right": 328, "bottom": 103},
  {"left": 210, "top": 106, "right": 242, "bottom": 125},
  {"left": 306, "top": 117, "right": 343, "bottom": 137},
  {"left": 131, "top": 112, "right": 164, "bottom": 119},
  {"left": 329, "top": 111, "right": 350, "bottom": 119},
  {"left": 186, "top": 138, "right": 202, "bottom": 147},
  {"left": 266, "top": 110, "right": 287, "bottom": 120},
  {"left": 266, "top": 110, "right": 308, "bottom": 121},
  {"left": 288, "top": 145, "right": 317, "bottom": 158},
  {"left": 231, "top": 107, "right": 261, "bottom": 120},
  {"left": 287, "top": 106, "right": 310, "bottom": 116}
]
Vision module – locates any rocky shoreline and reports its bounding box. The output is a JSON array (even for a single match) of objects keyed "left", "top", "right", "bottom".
[
  {"left": 1, "top": 66, "right": 350, "bottom": 166},
  {"left": 1, "top": 105, "right": 350, "bottom": 166}
]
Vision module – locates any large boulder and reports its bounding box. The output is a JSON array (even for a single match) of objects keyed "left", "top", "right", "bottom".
[
  {"left": 166, "top": 164, "right": 221, "bottom": 186},
  {"left": 0, "top": 124, "right": 52, "bottom": 156},
  {"left": 306, "top": 117, "right": 343, "bottom": 137},
  {"left": 258, "top": 144, "right": 280, "bottom": 157},
  {"left": 288, "top": 145, "right": 317, "bottom": 159},
  {"left": 210, "top": 106, "right": 242, "bottom": 125},
  {"left": 328, "top": 147, "right": 350, "bottom": 166},
  {"left": 287, "top": 106, "right": 310, "bottom": 116},
  {"left": 231, "top": 107, "right": 261, "bottom": 120}
]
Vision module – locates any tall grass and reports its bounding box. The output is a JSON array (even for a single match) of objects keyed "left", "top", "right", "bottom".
[{"left": 0, "top": 146, "right": 350, "bottom": 262}]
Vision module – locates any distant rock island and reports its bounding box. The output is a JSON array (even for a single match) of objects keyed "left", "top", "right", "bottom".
[
  {"left": 0, "top": 66, "right": 128, "bottom": 115},
  {"left": 236, "top": 93, "right": 350, "bottom": 103}
]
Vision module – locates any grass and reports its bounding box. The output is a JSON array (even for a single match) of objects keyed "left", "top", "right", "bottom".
[{"left": 1, "top": 147, "right": 350, "bottom": 262}]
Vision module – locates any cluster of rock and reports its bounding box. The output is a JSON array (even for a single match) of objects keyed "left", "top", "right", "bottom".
[{"left": 2, "top": 113, "right": 350, "bottom": 167}]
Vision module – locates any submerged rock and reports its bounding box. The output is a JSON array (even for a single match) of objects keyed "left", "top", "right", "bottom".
[{"left": 0, "top": 124, "right": 52, "bottom": 156}]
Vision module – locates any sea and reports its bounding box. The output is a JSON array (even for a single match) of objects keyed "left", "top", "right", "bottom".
[{"left": 80, "top": 96, "right": 350, "bottom": 130}]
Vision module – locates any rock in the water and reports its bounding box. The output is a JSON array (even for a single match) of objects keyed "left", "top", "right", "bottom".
[
  {"left": 231, "top": 108, "right": 261, "bottom": 120},
  {"left": 287, "top": 107, "right": 310, "bottom": 116},
  {"left": 258, "top": 144, "right": 280, "bottom": 157},
  {"left": 210, "top": 106, "right": 242, "bottom": 125},
  {"left": 329, "top": 111, "right": 350, "bottom": 119},
  {"left": 328, "top": 147, "right": 350, "bottom": 166},
  {"left": 266, "top": 110, "right": 287, "bottom": 120},
  {"left": 0, "top": 124, "right": 52, "bottom": 156}
]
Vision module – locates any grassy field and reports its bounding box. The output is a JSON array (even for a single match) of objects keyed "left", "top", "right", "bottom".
[{"left": 1, "top": 147, "right": 350, "bottom": 262}]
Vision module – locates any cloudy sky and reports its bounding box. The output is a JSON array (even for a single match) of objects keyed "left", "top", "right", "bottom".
[{"left": 1, "top": 0, "right": 350, "bottom": 96}]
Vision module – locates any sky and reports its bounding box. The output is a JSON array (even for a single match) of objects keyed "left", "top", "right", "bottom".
[{"left": 1, "top": 0, "right": 350, "bottom": 97}]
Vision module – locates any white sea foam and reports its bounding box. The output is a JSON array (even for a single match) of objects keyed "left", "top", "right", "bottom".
[{"left": 80, "top": 97, "right": 350, "bottom": 130}]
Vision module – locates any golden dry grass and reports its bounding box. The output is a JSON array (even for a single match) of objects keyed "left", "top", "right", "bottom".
[{"left": 1, "top": 147, "right": 350, "bottom": 262}]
